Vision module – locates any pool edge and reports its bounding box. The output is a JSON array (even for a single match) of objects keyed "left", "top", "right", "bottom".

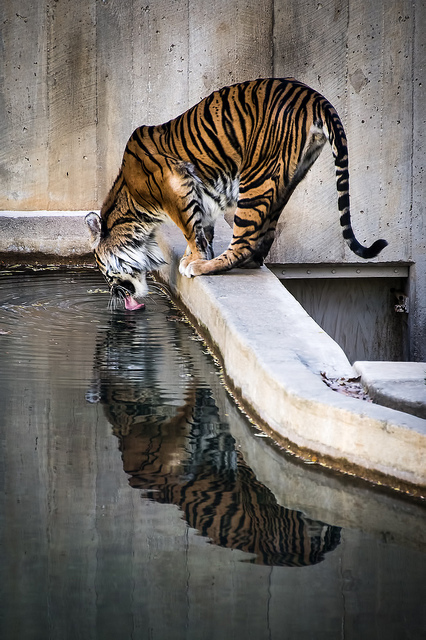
[{"left": 1, "top": 211, "right": 425, "bottom": 495}]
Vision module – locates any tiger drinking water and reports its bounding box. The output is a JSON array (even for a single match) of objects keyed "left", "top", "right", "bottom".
[{"left": 86, "top": 78, "right": 387, "bottom": 310}]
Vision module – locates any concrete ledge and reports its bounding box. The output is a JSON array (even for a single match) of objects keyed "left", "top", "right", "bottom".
[
  {"left": 0, "top": 211, "right": 93, "bottom": 263},
  {"left": 157, "top": 220, "right": 426, "bottom": 494}
]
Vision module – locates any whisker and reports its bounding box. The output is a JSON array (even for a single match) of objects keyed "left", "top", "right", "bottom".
[
  {"left": 108, "top": 288, "right": 126, "bottom": 311},
  {"left": 149, "top": 283, "right": 165, "bottom": 295},
  {"left": 148, "top": 279, "right": 171, "bottom": 298}
]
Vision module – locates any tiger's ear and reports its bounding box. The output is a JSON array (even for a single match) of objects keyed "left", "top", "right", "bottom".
[{"left": 85, "top": 212, "right": 102, "bottom": 248}]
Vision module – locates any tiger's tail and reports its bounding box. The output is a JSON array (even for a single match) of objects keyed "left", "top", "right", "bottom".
[{"left": 321, "top": 102, "right": 388, "bottom": 259}]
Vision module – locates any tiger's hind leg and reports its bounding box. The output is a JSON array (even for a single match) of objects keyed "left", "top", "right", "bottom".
[
  {"left": 180, "top": 121, "right": 327, "bottom": 277},
  {"left": 238, "top": 229, "right": 274, "bottom": 268},
  {"left": 239, "top": 216, "right": 280, "bottom": 268},
  {"left": 239, "top": 121, "right": 328, "bottom": 269},
  {"left": 289, "top": 119, "right": 327, "bottom": 189}
]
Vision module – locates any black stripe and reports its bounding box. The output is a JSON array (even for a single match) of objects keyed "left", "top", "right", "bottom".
[
  {"left": 340, "top": 212, "right": 351, "bottom": 227},
  {"left": 338, "top": 193, "right": 350, "bottom": 211}
]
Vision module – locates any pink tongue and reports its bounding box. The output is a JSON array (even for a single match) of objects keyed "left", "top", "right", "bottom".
[{"left": 124, "top": 295, "right": 145, "bottom": 311}]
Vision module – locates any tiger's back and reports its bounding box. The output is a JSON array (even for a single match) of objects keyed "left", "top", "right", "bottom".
[{"left": 86, "top": 78, "right": 387, "bottom": 309}]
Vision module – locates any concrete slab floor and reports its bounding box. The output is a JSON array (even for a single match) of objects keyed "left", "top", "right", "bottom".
[{"left": 0, "top": 211, "right": 425, "bottom": 495}]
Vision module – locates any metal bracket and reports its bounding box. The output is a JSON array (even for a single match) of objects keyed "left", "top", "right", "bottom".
[{"left": 392, "top": 290, "right": 409, "bottom": 313}]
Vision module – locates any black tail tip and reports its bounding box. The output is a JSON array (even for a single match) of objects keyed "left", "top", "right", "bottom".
[{"left": 362, "top": 238, "right": 388, "bottom": 259}]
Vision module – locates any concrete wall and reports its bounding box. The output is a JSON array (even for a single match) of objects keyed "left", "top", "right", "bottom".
[
  {"left": 0, "top": 0, "right": 273, "bottom": 210},
  {"left": 1, "top": 0, "right": 425, "bottom": 356},
  {"left": 270, "top": 0, "right": 425, "bottom": 361}
]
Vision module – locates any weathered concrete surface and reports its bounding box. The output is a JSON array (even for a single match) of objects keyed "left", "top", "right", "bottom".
[
  {"left": 354, "top": 361, "right": 426, "bottom": 420},
  {"left": 157, "top": 219, "right": 426, "bottom": 493},
  {"left": 0, "top": 212, "right": 93, "bottom": 262},
  {"left": 0, "top": 0, "right": 273, "bottom": 211}
]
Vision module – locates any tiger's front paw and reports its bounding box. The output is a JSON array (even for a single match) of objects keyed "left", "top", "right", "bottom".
[
  {"left": 179, "top": 257, "right": 206, "bottom": 278},
  {"left": 185, "top": 259, "right": 207, "bottom": 277},
  {"left": 179, "top": 256, "right": 193, "bottom": 277}
]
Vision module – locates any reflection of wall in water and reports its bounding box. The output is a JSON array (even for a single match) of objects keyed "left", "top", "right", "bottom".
[{"left": 282, "top": 277, "right": 408, "bottom": 363}]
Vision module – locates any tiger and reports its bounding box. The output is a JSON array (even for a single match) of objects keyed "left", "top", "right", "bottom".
[
  {"left": 87, "top": 309, "right": 341, "bottom": 566},
  {"left": 86, "top": 77, "right": 387, "bottom": 310}
]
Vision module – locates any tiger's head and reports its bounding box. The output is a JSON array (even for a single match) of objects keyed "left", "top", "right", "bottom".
[{"left": 85, "top": 208, "right": 165, "bottom": 311}]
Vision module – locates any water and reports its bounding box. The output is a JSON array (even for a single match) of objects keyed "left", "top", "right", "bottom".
[{"left": 0, "top": 268, "right": 425, "bottom": 640}]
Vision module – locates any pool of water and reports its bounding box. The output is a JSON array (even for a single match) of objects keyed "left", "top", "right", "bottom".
[{"left": 0, "top": 268, "right": 425, "bottom": 640}]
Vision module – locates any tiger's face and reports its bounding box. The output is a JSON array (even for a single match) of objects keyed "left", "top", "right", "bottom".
[{"left": 85, "top": 211, "right": 164, "bottom": 310}]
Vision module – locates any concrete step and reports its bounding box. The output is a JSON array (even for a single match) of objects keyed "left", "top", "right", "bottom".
[{"left": 354, "top": 361, "right": 426, "bottom": 420}]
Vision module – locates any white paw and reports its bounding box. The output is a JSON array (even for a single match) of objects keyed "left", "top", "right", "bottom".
[
  {"left": 179, "top": 258, "right": 195, "bottom": 278},
  {"left": 178, "top": 259, "right": 186, "bottom": 276},
  {"left": 184, "top": 263, "right": 195, "bottom": 278}
]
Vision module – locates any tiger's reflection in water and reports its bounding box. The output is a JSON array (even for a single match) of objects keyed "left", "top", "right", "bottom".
[{"left": 87, "top": 299, "right": 341, "bottom": 567}]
